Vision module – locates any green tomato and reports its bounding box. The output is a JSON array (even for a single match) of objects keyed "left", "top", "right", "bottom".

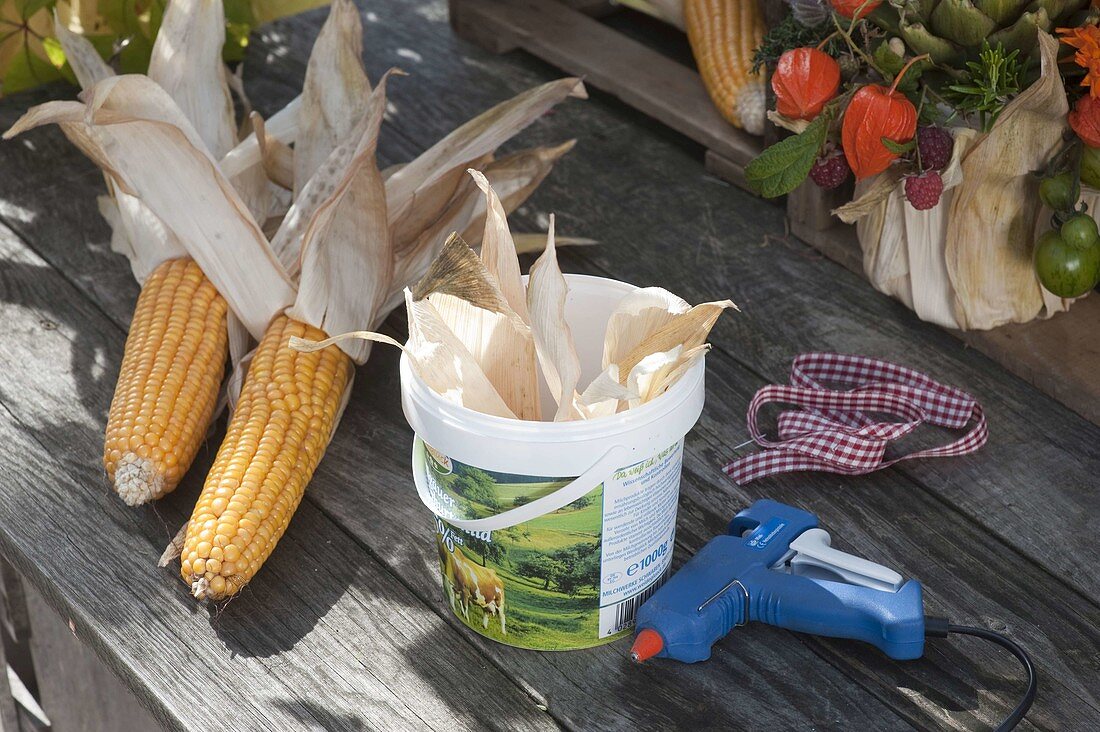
[
  {"left": 1061, "top": 213, "right": 1100, "bottom": 249},
  {"left": 1034, "top": 230, "right": 1100, "bottom": 298},
  {"left": 1082, "top": 146, "right": 1100, "bottom": 190},
  {"left": 1039, "top": 172, "right": 1080, "bottom": 212}
]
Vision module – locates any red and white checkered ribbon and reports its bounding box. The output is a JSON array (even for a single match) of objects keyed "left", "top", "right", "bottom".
[{"left": 723, "top": 353, "right": 987, "bottom": 484}]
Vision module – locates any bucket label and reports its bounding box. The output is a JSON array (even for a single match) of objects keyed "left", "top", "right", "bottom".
[{"left": 420, "top": 440, "right": 683, "bottom": 651}]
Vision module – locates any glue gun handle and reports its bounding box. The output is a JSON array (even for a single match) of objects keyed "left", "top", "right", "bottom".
[{"left": 748, "top": 570, "right": 927, "bottom": 660}]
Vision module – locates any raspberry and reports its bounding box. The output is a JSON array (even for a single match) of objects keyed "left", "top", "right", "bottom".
[
  {"left": 917, "top": 126, "right": 953, "bottom": 171},
  {"left": 810, "top": 152, "right": 850, "bottom": 190},
  {"left": 904, "top": 170, "right": 944, "bottom": 211}
]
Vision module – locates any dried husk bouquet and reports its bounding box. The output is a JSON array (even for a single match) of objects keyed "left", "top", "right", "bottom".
[
  {"left": 9, "top": 0, "right": 584, "bottom": 601},
  {"left": 837, "top": 32, "right": 1100, "bottom": 329},
  {"left": 747, "top": 0, "right": 1100, "bottom": 331},
  {"left": 296, "top": 174, "right": 735, "bottom": 423}
]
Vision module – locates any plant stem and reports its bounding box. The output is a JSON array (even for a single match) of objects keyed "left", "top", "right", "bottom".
[{"left": 888, "top": 53, "right": 931, "bottom": 95}]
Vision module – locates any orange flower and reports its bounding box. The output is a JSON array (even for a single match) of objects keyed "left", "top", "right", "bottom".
[{"left": 1059, "top": 25, "right": 1100, "bottom": 98}]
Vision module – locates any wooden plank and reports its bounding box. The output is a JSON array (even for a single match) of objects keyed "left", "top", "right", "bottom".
[
  {"left": 787, "top": 214, "right": 1100, "bottom": 428},
  {"left": 449, "top": 0, "right": 762, "bottom": 182},
  {"left": 23, "top": 583, "right": 163, "bottom": 732},
  {"left": 4, "top": 57, "right": 1095, "bottom": 732},
  {"left": 0, "top": 225, "right": 557, "bottom": 732}
]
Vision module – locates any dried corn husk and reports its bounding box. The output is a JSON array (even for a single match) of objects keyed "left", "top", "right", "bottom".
[
  {"left": 513, "top": 233, "right": 597, "bottom": 254},
  {"left": 285, "top": 73, "right": 393, "bottom": 364},
  {"left": 292, "top": 292, "right": 517, "bottom": 418},
  {"left": 147, "top": 0, "right": 236, "bottom": 160},
  {"left": 946, "top": 32, "right": 1069, "bottom": 329},
  {"left": 294, "top": 0, "right": 371, "bottom": 199},
  {"left": 250, "top": 112, "right": 295, "bottom": 190},
  {"left": 52, "top": 14, "right": 112, "bottom": 89},
  {"left": 838, "top": 32, "right": 1073, "bottom": 331},
  {"left": 471, "top": 168, "right": 529, "bottom": 318},
  {"left": 417, "top": 233, "right": 541, "bottom": 419},
  {"left": 5, "top": 77, "right": 297, "bottom": 339},
  {"left": 634, "top": 343, "right": 709, "bottom": 405},
  {"left": 385, "top": 141, "right": 578, "bottom": 313},
  {"left": 528, "top": 215, "right": 583, "bottom": 421},
  {"left": 839, "top": 128, "right": 980, "bottom": 327},
  {"left": 457, "top": 141, "right": 576, "bottom": 247},
  {"left": 220, "top": 96, "right": 302, "bottom": 178},
  {"left": 386, "top": 77, "right": 586, "bottom": 255},
  {"left": 578, "top": 365, "right": 638, "bottom": 410},
  {"left": 602, "top": 287, "right": 690, "bottom": 370},
  {"left": 615, "top": 299, "right": 735, "bottom": 382}
]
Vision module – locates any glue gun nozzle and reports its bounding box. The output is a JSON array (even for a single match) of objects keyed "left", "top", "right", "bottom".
[{"left": 630, "top": 628, "right": 664, "bottom": 663}]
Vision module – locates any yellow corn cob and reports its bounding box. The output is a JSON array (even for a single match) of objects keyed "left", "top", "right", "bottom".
[
  {"left": 181, "top": 315, "right": 352, "bottom": 600},
  {"left": 683, "top": 0, "right": 767, "bottom": 135},
  {"left": 105, "top": 257, "right": 228, "bottom": 505}
]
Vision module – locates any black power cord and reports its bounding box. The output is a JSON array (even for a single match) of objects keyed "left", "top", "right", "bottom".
[{"left": 924, "top": 617, "right": 1037, "bottom": 731}]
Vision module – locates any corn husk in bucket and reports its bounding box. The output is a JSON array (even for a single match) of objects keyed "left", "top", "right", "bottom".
[{"left": 300, "top": 175, "right": 734, "bottom": 649}]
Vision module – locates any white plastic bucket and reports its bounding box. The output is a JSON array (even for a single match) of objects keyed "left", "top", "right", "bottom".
[{"left": 400, "top": 275, "right": 705, "bottom": 650}]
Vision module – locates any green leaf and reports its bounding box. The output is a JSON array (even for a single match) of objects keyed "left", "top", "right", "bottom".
[
  {"left": 745, "top": 116, "right": 828, "bottom": 199},
  {"left": 2, "top": 38, "right": 64, "bottom": 95},
  {"left": 41, "top": 36, "right": 64, "bottom": 68},
  {"left": 881, "top": 137, "right": 916, "bottom": 154}
]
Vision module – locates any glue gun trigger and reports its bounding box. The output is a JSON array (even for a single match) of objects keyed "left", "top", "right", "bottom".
[{"left": 784, "top": 529, "right": 904, "bottom": 592}]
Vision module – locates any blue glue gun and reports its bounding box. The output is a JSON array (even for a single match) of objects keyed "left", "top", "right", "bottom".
[{"left": 631, "top": 499, "right": 926, "bottom": 663}]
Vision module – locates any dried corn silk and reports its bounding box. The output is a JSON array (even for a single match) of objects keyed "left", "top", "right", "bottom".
[
  {"left": 945, "top": 32, "right": 1068, "bottom": 329},
  {"left": 528, "top": 216, "right": 583, "bottom": 421}
]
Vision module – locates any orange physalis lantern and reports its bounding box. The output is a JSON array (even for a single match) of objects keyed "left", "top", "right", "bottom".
[
  {"left": 772, "top": 48, "right": 840, "bottom": 121},
  {"left": 1070, "top": 94, "right": 1100, "bottom": 148},
  {"left": 841, "top": 56, "right": 925, "bottom": 180},
  {"left": 830, "top": 0, "right": 881, "bottom": 19}
]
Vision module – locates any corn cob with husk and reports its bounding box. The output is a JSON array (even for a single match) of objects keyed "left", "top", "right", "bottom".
[
  {"left": 48, "top": 0, "right": 300, "bottom": 505},
  {"left": 11, "top": 0, "right": 583, "bottom": 600}
]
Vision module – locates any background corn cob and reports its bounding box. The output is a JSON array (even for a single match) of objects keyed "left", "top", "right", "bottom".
[
  {"left": 181, "top": 315, "right": 350, "bottom": 600},
  {"left": 105, "top": 257, "right": 228, "bottom": 505},
  {"left": 683, "top": 0, "right": 766, "bottom": 135}
]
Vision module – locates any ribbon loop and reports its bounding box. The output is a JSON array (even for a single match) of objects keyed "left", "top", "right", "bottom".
[{"left": 724, "top": 353, "right": 987, "bottom": 484}]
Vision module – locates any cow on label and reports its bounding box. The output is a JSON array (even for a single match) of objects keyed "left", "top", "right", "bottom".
[{"left": 437, "top": 537, "right": 506, "bottom": 634}]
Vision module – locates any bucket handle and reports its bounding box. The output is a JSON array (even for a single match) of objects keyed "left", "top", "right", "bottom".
[{"left": 412, "top": 436, "right": 630, "bottom": 533}]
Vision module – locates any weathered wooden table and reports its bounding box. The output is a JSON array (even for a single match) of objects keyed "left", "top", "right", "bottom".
[{"left": 0, "top": 1, "right": 1097, "bottom": 729}]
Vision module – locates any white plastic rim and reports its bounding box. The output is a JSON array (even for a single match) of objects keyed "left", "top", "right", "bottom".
[{"left": 400, "top": 274, "right": 706, "bottom": 529}]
